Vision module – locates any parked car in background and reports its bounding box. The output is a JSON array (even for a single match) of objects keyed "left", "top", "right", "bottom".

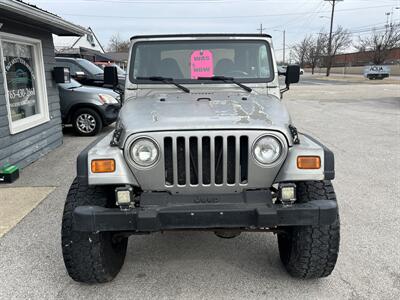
[
  {"left": 58, "top": 78, "right": 121, "bottom": 136},
  {"left": 278, "top": 65, "right": 287, "bottom": 74},
  {"left": 55, "top": 57, "right": 104, "bottom": 87},
  {"left": 55, "top": 57, "right": 126, "bottom": 88},
  {"left": 278, "top": 66, "right": 304, "bottom": 75}
]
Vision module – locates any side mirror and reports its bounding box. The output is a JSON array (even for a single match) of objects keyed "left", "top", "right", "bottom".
[
  {"left": 74, "top": 71, "right": 86, "bottom": 79},
  {"left": 285, "top": 65, "right": 300, "bottom": 85},
  {"left": 53, "top": 67, "right": 71, "bottom": 84},
  {"left": 104, "top": 66, "right": 119, "bottom": 87}
]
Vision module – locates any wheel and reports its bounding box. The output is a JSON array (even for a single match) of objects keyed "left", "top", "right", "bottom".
[
  {"left": 277, "top": 180, "right": 340, "bottom": 279},
  {"left": 72, "top": 108, "right": 102, "bottom": 136},
  {"left": 61, "top": 178, "right": 128, "bottom": 283}
]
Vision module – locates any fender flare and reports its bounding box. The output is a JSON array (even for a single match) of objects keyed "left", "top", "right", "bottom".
[
  {"left": 76, "top": 135, "right": 105, "bottom": 185},
  {"left": 300, "top": 133, "right": 335, "bottom": 180}
]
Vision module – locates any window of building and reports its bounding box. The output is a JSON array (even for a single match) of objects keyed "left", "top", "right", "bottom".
[
  {"left": 0, "top": 33, "right": 49, "bottom": 134},
  {"left": 87, "top": 34, "right": 95, "bottom": 47}
]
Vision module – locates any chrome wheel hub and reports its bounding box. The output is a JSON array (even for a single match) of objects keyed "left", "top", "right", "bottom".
[{"left": 76, "top": 113, "right": 96, "bottom": 133}]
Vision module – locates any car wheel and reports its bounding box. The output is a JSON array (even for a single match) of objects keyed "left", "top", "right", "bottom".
[
  {"left": 72, "top": 108, "right": 103, "bottom": 136},
  {"left": 277, "top": 180, "right": 340, "bottom": 279},
  {"left": 61, "top": 177, "right": 128, "bottom": 283}
]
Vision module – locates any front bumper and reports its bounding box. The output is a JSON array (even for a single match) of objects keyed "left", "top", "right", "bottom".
[
  {"left": 102, "top": 104, "right": 120, "bottom": 124},
  {"left": 72, "top": 191, "right": 338, "bottom": 232}
]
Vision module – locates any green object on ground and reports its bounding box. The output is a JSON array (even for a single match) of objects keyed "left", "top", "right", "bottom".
[{"left": 1, "top": 164, "right": 19, "bottom": 174}]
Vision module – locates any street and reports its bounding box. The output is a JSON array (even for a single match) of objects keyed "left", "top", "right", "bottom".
[{"left": 0, "top": 76, "right": 399, "bottom": 299}]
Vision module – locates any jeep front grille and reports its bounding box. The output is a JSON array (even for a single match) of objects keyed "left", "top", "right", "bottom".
[{"left": 163, "top": 135, "right": 249, "bottom": 187}]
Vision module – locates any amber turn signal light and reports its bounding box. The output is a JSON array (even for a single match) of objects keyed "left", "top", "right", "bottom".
[
  {"left": 297, "top": 156, "right": 321, "bottom": 169},
  {"left": 91, "top": 159, "right": 115, "bottom": 173}
]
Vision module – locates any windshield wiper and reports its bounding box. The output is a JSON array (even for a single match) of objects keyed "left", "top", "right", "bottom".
[
  {"left": 198, "top": 76, "right": 252, "bottom": 92},
  {"left": 137, "top": 76, "right": 190, "bottom": 93}
]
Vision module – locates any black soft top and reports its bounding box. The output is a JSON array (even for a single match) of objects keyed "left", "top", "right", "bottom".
[{"left": 130, "top": 33, "right": 272, "bottom": 40}]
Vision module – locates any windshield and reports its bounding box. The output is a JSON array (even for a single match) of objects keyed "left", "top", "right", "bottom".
[
  {"left": 97, "top": 63, "right": 126, "bottom": 75},
  {"left": 130, "top": 40, "right": 274, "bottom": 83},
  {"left": 114, "top": 64, "right": 127, "bottom": 76},
  {"left": 59, "top": 78, "right": 81, "bottom": 89},
  {"left": 78, "top": 59, "right": 104, "bottom": 75}
]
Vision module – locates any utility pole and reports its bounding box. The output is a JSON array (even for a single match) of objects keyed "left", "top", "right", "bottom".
[
  {"left": 385, "top": 12, "right": 391, "bottom": 27},
  {"left": 325, "top": 0, "right": 343, "bottom": 76},
  {"left": 274, "top": 29, "right": 286, "bottom": 64},
  {"left": 257, "top": 23, "right": 266, "bottom": 34},
  {"left": 283, "top": 30, "right": 286, "bottom": 64}
]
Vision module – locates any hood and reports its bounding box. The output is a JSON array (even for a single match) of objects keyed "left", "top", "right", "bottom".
[
  {"left": 70, "top": 85, "right": 119, "bottom": 98},
  {"left": 119, "top": 91, "right": 293, "bottom": 145}
]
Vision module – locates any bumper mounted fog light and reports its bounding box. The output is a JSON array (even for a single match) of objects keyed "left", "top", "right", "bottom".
[
  {"left": 115, "top": 186, "right": 134, "bottom": 209},
  {"left": 279, "top": 183, "right": 296, "bottom": 206}
]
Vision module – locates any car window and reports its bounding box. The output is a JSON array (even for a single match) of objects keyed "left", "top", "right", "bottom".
[
  {"left": 77, "top": 59, "right": 103, "bottom": 75},
  {"left": 56, "top": 60, "right": 78, "bottom": 74},
  {"left": 114, "top": 64, "right": 126, "bottom": 75},
  {"left": 58, "top": 78, "right": 82, "bottom": 89}
]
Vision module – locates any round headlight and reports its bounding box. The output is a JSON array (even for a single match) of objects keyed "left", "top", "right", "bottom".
[
  {"left": 253, "top": 136, "right": 282, "bottom": 165},
  {"left": 130, "top": 138, "right": 159, "bottom": 167}
]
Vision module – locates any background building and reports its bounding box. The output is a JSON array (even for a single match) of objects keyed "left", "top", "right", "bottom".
[
  {"left": 0, "top": 0, "right": 87, "bottom": 168},
  {"left": 54, "top": 27, "right": 105, "bottom": 54},
  {"left": 332, "top": 48, "right": 400, "bottom": 67}
]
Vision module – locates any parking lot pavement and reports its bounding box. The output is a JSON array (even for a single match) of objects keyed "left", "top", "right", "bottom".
[
  {"left": 0, "top": 83, "right": 399, "bottom": 299},
  {"left": 298, "top": 73, "right": 400, "bottom": 86}
]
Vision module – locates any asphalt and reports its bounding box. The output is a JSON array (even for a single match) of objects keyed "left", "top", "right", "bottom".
[
  {"left": 0, "top": 78, "right": 399, "bottom": 299},
  {"left": 298, "top": 73, "right": 400, "bottom": 86}
]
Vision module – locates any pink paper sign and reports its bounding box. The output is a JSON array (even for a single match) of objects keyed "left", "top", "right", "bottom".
[{"left": 190, "top": 50, "right": 213, "bottom": 79}]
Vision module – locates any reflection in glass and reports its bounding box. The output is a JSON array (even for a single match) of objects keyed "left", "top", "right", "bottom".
[{"left": 2, "top": 41, "right": 38, "bottom": 121}]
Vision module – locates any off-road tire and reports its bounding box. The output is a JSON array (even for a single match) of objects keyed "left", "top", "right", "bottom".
[
  {"left": 277, "top": 180, "right": 340, "bottom": 279},
  {"left": 61, "top": 178, "right": 128, "bottom": 283},
  {"left": 72, "top": 108, "right": 103, "bottom": 136}
]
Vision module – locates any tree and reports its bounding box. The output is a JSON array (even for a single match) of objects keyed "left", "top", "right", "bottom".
[
  {"left": 292, "top": 35, "right": 312, "bottom": 67},
  {"left": 324, "top": 26, "right": 351, "bottom": 76},
  {"left": 357, "top": 23, "right": 400, "bottom": 65},
  {"left": 306, "top": 34, "right": 327, "bottom": 74},
  {"left": 107, "top": 33, "right": 130, "bottom": 52}
]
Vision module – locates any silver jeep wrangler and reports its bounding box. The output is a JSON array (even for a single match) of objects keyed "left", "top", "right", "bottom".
[{"left": 61, "top": 34, "right": 339, "bottom": 283}]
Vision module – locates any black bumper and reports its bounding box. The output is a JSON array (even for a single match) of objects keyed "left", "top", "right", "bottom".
[
  {"left": 102, "top": 104, "right": 120, "bottom": 124},
  {"left": 72, "top": 192, "right": 338, "bottom": 232}
]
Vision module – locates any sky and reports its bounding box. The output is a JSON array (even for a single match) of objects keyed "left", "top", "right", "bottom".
[{"left": 26, "top": 0, "right": 400, "bottom": 60}]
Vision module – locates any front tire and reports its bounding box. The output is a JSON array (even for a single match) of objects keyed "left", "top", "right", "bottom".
[
  {"left": 277, "top": 180, "right": 340, "bottom": 279},
  {"left": 61, "top": 178, "right": 128, "bottom": 283},
  {"left": 72, "top": 108, "right": 103, "bottom": 136}
]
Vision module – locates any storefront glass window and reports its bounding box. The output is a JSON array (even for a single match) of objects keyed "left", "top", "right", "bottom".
[
  {"left": 0, "top": 33, "right": 49, "bottom": 134},
  {"left": 2, "top": 41, "right": 38, "bottom": 121}
]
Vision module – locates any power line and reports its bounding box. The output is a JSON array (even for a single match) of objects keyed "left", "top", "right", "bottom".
[
  {"left": 59, "top": 4, "right": 395, "bottom": 20},
  {"left": 275, "top": 1, "right": 327, "bottom": 34}
]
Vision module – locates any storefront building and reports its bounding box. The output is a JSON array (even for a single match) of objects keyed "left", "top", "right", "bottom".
[{"left": 0, "top": 0, "right": 87, "bottom": 168}]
